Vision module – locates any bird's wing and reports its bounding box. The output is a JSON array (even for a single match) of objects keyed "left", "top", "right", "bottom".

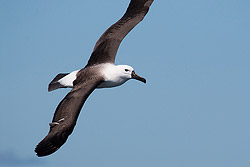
[
  {"left": 86, "top": 0, "right": 154, "bottom": 66},
  {"left": 35, "top": 76, "right": 103, "bottom": 157}
]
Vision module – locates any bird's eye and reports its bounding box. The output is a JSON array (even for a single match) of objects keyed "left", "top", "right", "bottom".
[{"left": 125, "top": 69, "right": 129, "bottom": 72}]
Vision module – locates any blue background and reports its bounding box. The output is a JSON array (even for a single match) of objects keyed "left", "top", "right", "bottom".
[{"left": 1, "top": 0, "right": 250, "bottom": 166}]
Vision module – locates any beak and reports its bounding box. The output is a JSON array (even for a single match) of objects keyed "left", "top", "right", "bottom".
[{"left": 131, "top": 71, "right": 146, "bottom": 83}]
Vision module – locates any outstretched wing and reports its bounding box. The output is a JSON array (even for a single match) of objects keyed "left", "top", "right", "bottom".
[
  {"left": 35, "top": 77, "right": 103, "bottom": 157},
  {"left": 86, "top": 0, "right": 154, "bottom": 66}
]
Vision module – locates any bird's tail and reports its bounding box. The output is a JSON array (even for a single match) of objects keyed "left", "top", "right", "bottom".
[
  {"left": 48, "top": 73, "right": 70, "bottom": 92},
  {"left": 48, "top": 70, "right": 80, "bottom": 92}
]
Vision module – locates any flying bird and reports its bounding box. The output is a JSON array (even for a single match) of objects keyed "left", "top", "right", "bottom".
[{"left": 35, "top": 0, "right": 154, "bottom": 157}]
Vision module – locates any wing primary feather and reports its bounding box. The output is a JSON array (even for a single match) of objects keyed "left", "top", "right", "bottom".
[
  {"left": 86, "top": 0, "right": 154, "bottom": 66},
  {"left": 35, "top": 77, "right": 103, "bottom": 157}
]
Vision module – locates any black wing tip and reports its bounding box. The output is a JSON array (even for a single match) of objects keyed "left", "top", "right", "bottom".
[
  {"left": 144, "top": 0, "right": 154, "bottom": 8},
  {"left": 35, "top": 140, "right": 59, "bottom": 157},
  {"left": 35, "top": 130, "right": 70, "bottom": 157},
  {"left": 127, "top": 0, "right": 154, "bottom": 11}
]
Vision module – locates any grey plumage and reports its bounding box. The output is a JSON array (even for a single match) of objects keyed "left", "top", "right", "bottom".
[
  {"left": 87, "top": 0, "right": 153, "bottom": 66},
  {"left": 35, "top": 0, "right": 153, "bottom": 157}
]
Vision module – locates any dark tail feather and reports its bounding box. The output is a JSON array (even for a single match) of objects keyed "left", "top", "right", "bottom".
[{"left": 48, "top": 73, "right": 69, "bottom": 92}]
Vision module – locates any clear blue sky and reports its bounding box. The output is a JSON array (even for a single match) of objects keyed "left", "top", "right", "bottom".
[{"left": 1, "top": 0, "right": 250, "bottom": 167}]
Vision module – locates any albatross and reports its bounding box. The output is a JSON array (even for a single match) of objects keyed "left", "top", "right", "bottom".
[{"left": 35, "top": 0, "right": 154, "bottom": 157}]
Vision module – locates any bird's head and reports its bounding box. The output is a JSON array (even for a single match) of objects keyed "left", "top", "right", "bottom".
[{"left": 117, "top": 65, "right": 146, "bottom": 83}]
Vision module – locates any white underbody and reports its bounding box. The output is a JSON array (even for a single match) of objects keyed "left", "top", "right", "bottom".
[{"left": 57, "top": 63, "right": 133, "bottom": 89}]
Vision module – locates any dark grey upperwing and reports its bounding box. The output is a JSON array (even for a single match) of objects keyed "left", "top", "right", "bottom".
[
  {"left": 35, "top": 77, "right": 103, "bottom": 157},
  {"left": 86, "top": 0, "right": 154, "bottom": 66}
]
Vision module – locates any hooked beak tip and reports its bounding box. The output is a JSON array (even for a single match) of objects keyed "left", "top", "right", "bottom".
[
  {"left": 131, "top": 71, "right": 146, "bottom": 84},
  {"left": 141, "top": 78, "right": 146, "bottom": 84}
]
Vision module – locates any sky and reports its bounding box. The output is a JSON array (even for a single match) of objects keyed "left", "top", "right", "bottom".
[{"left": 0, "top": 0, "right": 250, "bottom": 167}]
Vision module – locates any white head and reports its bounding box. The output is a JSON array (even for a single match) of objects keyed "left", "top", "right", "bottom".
[
  {"left": 116, "top": 65, "right": 146, "bottom": 83},
  {"left": 99, "top": 64, "right": 146, "bottom": 88}
]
